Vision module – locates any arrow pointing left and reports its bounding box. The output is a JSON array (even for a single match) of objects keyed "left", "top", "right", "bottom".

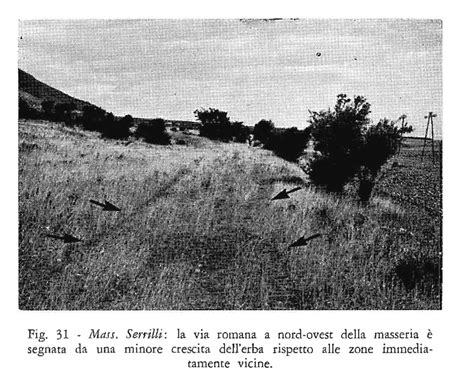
[
  {"left": 289, "top": 233, "right": 321, "bottom": 248},
  {"left": 89, "top": 199, "right": 121, "bottom": 211},
  {"left": 271, "top": 187, "right": 302, "bottom": 200},
  {"left": 46, "top": 233, "right": 81, "bottom": 243}
]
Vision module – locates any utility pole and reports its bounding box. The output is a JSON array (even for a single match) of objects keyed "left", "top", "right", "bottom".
[{"left": 422, "top": 112, "right": 437, "bottom": 163}]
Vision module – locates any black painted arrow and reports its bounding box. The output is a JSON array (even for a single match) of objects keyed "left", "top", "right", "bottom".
[
  {"left": 46, "top": 233, "right": 81, "bottom": 243},
  {"left": 271, "top": 187, "right": 302, "bottom": 200},
  {"left": 289, "top": 233, "right": 321, "bottom": 248},
  {"left": 89, "top": 199, "right": 121, "bottom": 211}
]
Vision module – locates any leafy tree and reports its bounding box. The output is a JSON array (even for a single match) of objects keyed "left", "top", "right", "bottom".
[
  {"left": 19, "top": 98, "right": 40, "bottom": 119},
  {"left": 307, "top": 94, "right": 371, "bottom": 192},
  {"left": 253, "top": 119, "right": 275, "bottom": 145},
  {"left": 136, "top": 118, "right": 171, "bottom": 145},
  {"left": 357, "top": 119, "right": 413, "bottom": 202},
  {"left": 362, "top": 119, "right": 402, "bottom": 176},
  {"left": 54, "top": 102, "right": 75, "bottom": 124},
  {"left": 81, "top": 105, "right": 107, "bottom": 131},
  {"left": 101, "top": 112, "right": 117, "bottom": 136},
  {"left": 307, "top": 94, "right": 412, "bottom": 203},
  {"left": 265, "top": 127, "right": 309, "bottom": 162},
  {"left": 194, "top": 108, "right": 232, "bottom": 141},
  {"left": 102, "top": 114, "right": 132, "bottom": 139},
  {"left": 230, "top": 121, "right": 251, "bottom": 143},
  {"left": 41, "top": 100, "right": 55, "bottom": 120}
]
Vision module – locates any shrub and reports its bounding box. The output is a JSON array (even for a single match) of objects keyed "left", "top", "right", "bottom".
[
  {"left": 307, "top": 94, "right": 412, "bottom": 202},
  {"left": 54, "top": 102, "right": 76, "bottom": 125},
  {"left": 41, "top": 100, "right": 55, "bottom": 120},
  {"left": 81, "top": 105, "right": 107, "bottom": 131},
  {"left": 307, "top": 94, "right": 370, "bottom": 192},
  {"left": 102, "top": 114, "right": 131, "bottom": 140},
  {"left": 194, "top": 108, "right": 252, "bottom": 143},
  {"left": 194, "top": 108, "right": 233, "bottom": 141},
  {"left": 362, "top": 119, "right": 401, "bottom": 175},
  {"left": 253, "top": 119, "right": 275, "bottom": 145},
  {"left": 394, "top": 254, "right": 442, "bottom": 291},
  {"left": 136, "top": 118, "right": 171, "bottom": 145},
  {"left": 356, "top": 119, "right": 414, "bottom": 203},
  {"left": 306, "top": 95, "right": 369, "bottom": 192},
  {"left": 19, "top": 98, "right": 40, "bottom": 119},
  {"left": 265, "top": 127, "right": 309, "bottom": 162},
  {"left": 230, "top": 121, "right": 251, "bottom": 143}
]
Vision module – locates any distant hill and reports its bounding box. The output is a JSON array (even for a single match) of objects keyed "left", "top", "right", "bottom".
[
  {"left": 19, "top": 69, "right": 93, "bottom": 111},
  {"left": 18, "top": 68, "right": 201, "bottom": 129}
]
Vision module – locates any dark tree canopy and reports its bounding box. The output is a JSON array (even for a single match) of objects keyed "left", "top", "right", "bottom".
[
  {"left": 306, "top": 94, "right": 412, "bottom": 202},
  {"left": 81, "top": 105, "right": 107, "bottom": 131},
  {"left": 19, "top": 98, "right": 40, "bottom": 119},
  {"left": 54, "top": 102, "right": 76, "bottom": 124},
  {"left": 194, "top": 108, "right": 250, "bottom": 143},
  {"left": 194, "top": 108, "right": 232, "bottom": 141},
  {"left": 265, "top": 127, "right": 309, "bottom": 162},
  {"left": 136, "top": 118, "right": 171, "bottom": 145},
  {"left": 307, "top": 94, "right": 371, "bottom": 192},
  {"left": 101, "top": 114, "right": 131, "bottom": 140},
  {"left": 41, "top": 100, "right": 55, "bottom": 119},
  {"left": 230, "top": 121, "right": 251, "bottom": 143},
  {"left": 253, "top": 119, "right": 275, "bottom": 145}
]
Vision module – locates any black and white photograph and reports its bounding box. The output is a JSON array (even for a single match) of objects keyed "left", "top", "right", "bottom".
[{"left": 17, "top": 18, "right": 443, "bottom": 311}]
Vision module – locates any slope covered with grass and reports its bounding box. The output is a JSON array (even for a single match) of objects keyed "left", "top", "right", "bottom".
[
  {"left": 19, "top": 69, "right": 92, "bottom": 110},
  {"left": 19, "top": 121, "right": 441, "bottom": 310}
]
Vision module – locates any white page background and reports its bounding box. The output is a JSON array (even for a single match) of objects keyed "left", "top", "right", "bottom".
[{"left": 2, "top": 1, "right": 473, "bottom": 379}]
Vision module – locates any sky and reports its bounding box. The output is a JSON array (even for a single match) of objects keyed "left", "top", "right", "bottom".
[{"left": 18, "top": 19, "right": 442, "bottom": 138}]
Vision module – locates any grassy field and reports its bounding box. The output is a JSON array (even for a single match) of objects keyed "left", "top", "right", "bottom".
[{"left": 18, "top": 120, "right": 442, "bottom": 310}]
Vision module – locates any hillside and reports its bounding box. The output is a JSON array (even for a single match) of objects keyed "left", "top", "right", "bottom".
[
  {"left": 18, "top": 69, "right": 93, "bottom": 110},
  {"left": 18, "top": 120, "right": 442, "bottom": 310},
  {"left": 18, "top": 69, "right": 202, "bottom": 129}
]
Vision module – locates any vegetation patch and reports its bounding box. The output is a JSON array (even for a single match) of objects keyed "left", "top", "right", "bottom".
[{"left": 18, "top": 120, "right": 441, "bottom": 310}]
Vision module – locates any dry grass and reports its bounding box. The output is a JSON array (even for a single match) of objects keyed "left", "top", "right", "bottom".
[{"left": 19, "top": 121, "right": 442, "bottom": 310}]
